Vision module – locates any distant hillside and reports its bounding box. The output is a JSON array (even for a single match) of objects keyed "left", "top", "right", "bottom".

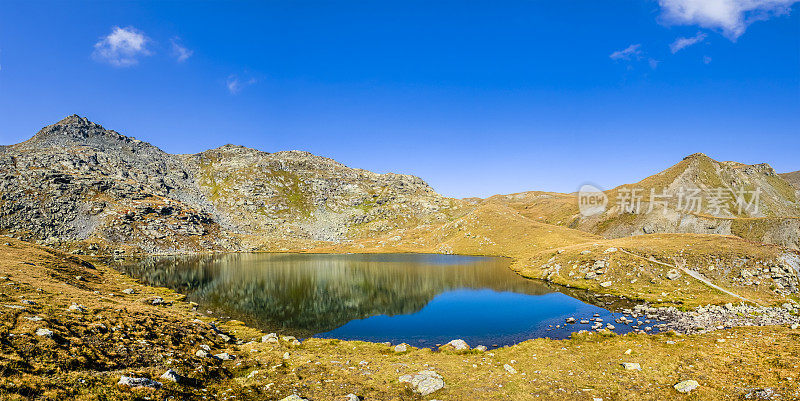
[
  {"left": 486, "top": 153, "right": 800, "bottom": 249},
  {"left": 781, "top": 171, "right": 800, "bottom": 190},
  {"left": 0, "top": 115, "right": 466, "bottom": 252}
]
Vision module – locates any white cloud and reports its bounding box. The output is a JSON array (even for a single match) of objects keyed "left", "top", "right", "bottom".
[
  {"left": 670, "top": 32, "right": 708, "bottom": 53},
  {"left": 226, "top": 74, "right": 257, "bottom": 94},
  {"left": 609, "top": 44, "right": 643, "bottom": 60},
  {"left": 171, "top": 38, "right": 193, "bottom": 62},
  {"left": 92, "top": 26, "right": 151, "bottom": 67},
  {"left": 703, "top": 55, "right": 713, "bottom": 64},
  {"left": 658, "top": 0, "right": 799, "bottom": 39}
]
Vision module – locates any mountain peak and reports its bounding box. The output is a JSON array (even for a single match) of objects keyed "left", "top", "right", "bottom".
[{"left": 683, "top": 152, "right": 712, "bottom": 161}]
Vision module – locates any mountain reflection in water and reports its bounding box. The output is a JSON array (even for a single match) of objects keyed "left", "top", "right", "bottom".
[{"left": 115, "top": 253, "right": 635, "bottom": 347}]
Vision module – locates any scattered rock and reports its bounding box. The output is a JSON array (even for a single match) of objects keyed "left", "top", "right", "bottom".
[
  {"left": 160, "top": 369, "right": 184, "bottom": 383},
  {"left": 600, "top": 281, "right": 612, "bottom": 288},
  {"left": 68, "top": 304, "right": 86, "bottom": 312},
  {"left": 394, "top": 343, "right": 409, "bottom": 353},
  {"left": 122, "top": 288, "right": 136, "bottom": 295},
  {"left": 667, "top": 269, "right": 682, "bottom": 280},
  {"left": 279, "top": 395, "right": 307, "bottom": 401},
  {"left": 262, "top": 333, "right": 279, "bottom": 343},
  {"left": 504, "top": 364, "right": 517, "bottom": 374},
  {"left": 214, "top": 352, "right": 235, "bottom": 361},
  {"left": 35, "top": 328, "right": 53, "bottom": 338},
  {"left": 281, "top": 335, "right": 300, "bottom": 346},
  {"left": 744, "top": 388, "right": 775, "bottom": 399},
  {"left": 399, "top": 370, "right": 445, "bottom": 396},
  {"left": 441, "top": 339, "right": 470, "bottom": 351},
  {"left": 674, "top": 380, "right": 699, "bottom": 393},
  {"left": 621, "top": 362, "right": 641, "bottom": 371},
  {"left": 117, "top": 376, "right": 162, "bottom": 389},
  {"left": 474, "top": 345, "right": 487, "bottom": 352}
]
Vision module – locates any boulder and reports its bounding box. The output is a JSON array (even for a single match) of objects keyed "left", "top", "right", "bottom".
[
  {"left": 674, "top": 380, "right": 699, "bottom": 393},
  {"left": 118, "top": 376, "right": 162, "bottom": 389},
  {"left": 440, "top": 339, "right": 469, "bottom": 351},
  {"left": 399, "top": 370, "right": 445, "bottom": 396}
]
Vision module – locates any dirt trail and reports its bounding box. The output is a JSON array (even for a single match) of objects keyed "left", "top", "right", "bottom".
[{"left": 618, "top": 247, "right": 760, "bottom": 305}]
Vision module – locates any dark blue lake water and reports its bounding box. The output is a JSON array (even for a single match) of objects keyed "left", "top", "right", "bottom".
[{"left": 117, "top": 253, "right": 644, "bottom": 348}]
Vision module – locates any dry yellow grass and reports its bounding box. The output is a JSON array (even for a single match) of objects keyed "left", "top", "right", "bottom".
[{"left": 1, "top": 238, "right": 798, "bottom": 400}]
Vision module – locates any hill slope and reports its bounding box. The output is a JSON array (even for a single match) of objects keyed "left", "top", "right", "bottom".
[
  {"left": 781, "top": 170, "right": 800, "bottom": 190},
  {"left": 486, "top": 153, "right": 800, "bottom": 249}
]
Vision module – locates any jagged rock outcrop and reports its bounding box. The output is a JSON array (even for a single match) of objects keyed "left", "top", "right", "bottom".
[
  {"left": 0, "top": 115, "right": 461, "bottom": 252},
  {"left": 180, "top": 144, "right": 455, "bottom": 241}
]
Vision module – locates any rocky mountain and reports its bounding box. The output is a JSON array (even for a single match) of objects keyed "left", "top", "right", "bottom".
[
  {"left": 0, "top": 115, "right": 462, "bottom": 253},
  {"left": 486, "top": 153, "right": 800, "bottom": 249},
  {"left": 2, "top": 116, "right": 798, "bottom": 254},
  {"left": 781, "top": 171, "right": 800, "bottom": 191}
]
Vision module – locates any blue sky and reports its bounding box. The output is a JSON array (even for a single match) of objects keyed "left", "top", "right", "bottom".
[{"left": 0, "top": 1, "right": 798, "bottom": 198}]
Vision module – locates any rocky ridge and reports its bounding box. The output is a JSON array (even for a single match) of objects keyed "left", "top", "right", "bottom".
[
  {"left": 0, "top": 116, "right": 460, "bottom": 252},
  {"left": 487, "top": 153, "right": 800, "bottom": 249}
]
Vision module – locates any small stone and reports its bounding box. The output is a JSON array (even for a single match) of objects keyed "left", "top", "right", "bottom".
[
  {"left": 262, "top": 333, "right": 279, "bottom": 343},
  {"left": 504, "top": 364, "right": 517, "bottom": 374},
  {"left": 604, "top": 247, "right": 617, "bottom": 253},
  {"left": 566, "top": 317, "right": 576, "bottom": 323},
  {"left": 117, "top": 376, "right": 162, "bottom": 389},
  {"left": 621, "top": 362, "right": 641, "bottom": 371},
  {"left": 122, "top": 288, "right": 136, "bottom": 295},
  {"left": 151, "top": 297, "right": 164, "bottom": 305},
  {"left": 624, "top": 349, "right": 632, "bottom": 355},
  {"left": 214, "top": 352, "right": 235, "bottom": 361},
  {"left": 281, "top": 335, "right": 300, "bottom": 346},
  {"left": 68, "top": 304, "right": 86, "bottom": 312},
  {"left": 342, "top": 394, "right": 359, "bottom": 401},
  {"left": 442, "top": 339, "right": 469, "bottom": 351},
  {"left": 160, "top": 369, "right": 183, "bottom": 383},
  {"left": 283, "top": 352, "right": 290, "bottom": 359},
  {"left": 674, "top": 380, "right": 699, "bottom": 393},
  {"left": 667, "top": 269, "right": 681, "bottom": 280},
  {"left": 399, "top": 370, "right": 444, "bottom": 396},
  {"left": 279, "top": 395, "right": 307, "bottom": 401},
  {"left": 474, "top": 345, "right": 487, "bottom": 352},
  {"left": 195, "top": 349, "right": 210, "bottom": 358},
  {"left": 600, "top": 281, "right": 612, "bottom": 288},
  {"left": 35, "top": 328, "right": 53, "bottom": 338},
  {"left": 394, "top": 343, "right": 409, "bottom": 353}
]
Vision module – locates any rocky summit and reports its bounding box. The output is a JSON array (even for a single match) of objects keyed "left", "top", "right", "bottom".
[{"left": 0, "top": 116, "right": 460, "bottom": 253}]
